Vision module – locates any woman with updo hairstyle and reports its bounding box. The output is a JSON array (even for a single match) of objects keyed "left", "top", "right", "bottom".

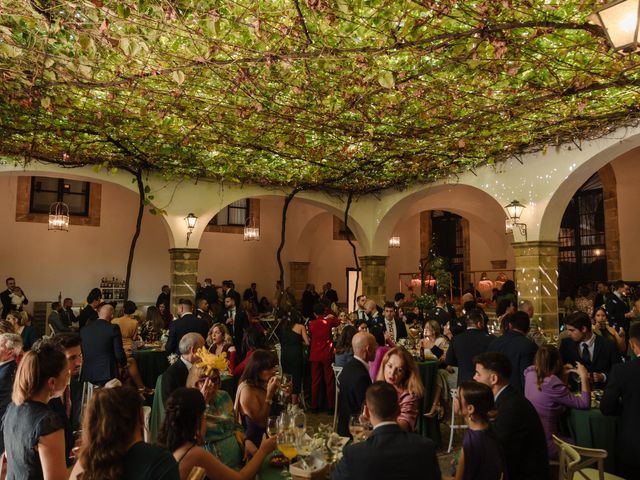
[
  {"left": 448, "top": 381, "right": 507, "bottom": 480},
  {"left": 70, "top": 386, "right": 179, "bottom": 480},
  {"left": 6, "top": 310, "right": 37, "bottom": 351},
  {"left": 3, "top": 341, "right": 69, "bottom": 480},
  {"left": 141, "top": 305, "right": 165, "bottom": 343},
  {"left": 159, "top": 387, "right": 276, "bottom": 480}
]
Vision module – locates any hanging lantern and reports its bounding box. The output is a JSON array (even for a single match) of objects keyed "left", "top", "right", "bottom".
[
  {"left": 388, "top": 236, "right": 401, "bottom": 248},
  {"left": 589, "top": 0, "right": 640, "bottom": 53},
  {"left": 244, "top": 217, "right": 260, "bottom": 241},
  {"left": 48, "top": 202, "right": 70, "bottom": 231}
]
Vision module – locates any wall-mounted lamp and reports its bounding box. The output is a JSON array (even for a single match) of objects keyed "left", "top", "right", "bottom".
[
  {"left": 504, "top": 200, "right": 527, "bottom": 240},
  {"left": 388, "top": 236, "right": 401, "bottom": 248},
  {"left": 589, "top": 0, "right": 640, "bottom": 53},
  {"left": 243, "top": 217, "right": 260, "bottom": 241},
  {"left": 185, "top": 213, "right": 197, "bottom": 245},
  {"left": 48, "top": 202, "right": 69, "bottom": 231}
]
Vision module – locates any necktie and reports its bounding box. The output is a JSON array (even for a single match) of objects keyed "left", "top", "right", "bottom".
[
  {"left": 581, "top": 342, "right": 590, "bottom": 365},
  {"left": 387, "top": 320, "right": 395, "bottom": 341}
]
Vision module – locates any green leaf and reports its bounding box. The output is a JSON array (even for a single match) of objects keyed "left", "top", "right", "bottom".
[
  {"left": 378, "top": 71, "right": 395, "bottom": 89},
  {"left": 171, "top": 70, "right": 186, "bottom": 85}
]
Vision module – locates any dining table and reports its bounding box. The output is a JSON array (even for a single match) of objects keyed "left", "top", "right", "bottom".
[
  {"left": 564, "top": 407, "right": 619, "bottom": 473},
  {"left": 132, "top": 346, "right": 170, "bottom": 389}
]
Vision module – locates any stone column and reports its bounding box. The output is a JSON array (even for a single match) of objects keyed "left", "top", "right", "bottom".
[
  {"left": 512, "top": 241, "right": 559, "bottom": 333},
  {"left": 599, "top": 165, "right": 622, "bottom": 281},
  {"left": 359, "top": 256, "right": 388, "bottom": 306},
  {"left": 289, "top": 262, "right": 310, "bottom": 300},
  {"left": 169, "top": 248, "right": 201, "bottom": 315}
]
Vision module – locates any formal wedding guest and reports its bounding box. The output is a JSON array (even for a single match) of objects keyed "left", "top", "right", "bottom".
[
  {"left": 495, "top": 299, "right": 516, "bottom": 332},
  {"left": 207, "top": 322, "right": 237, "bottom": 374},
  {"left": 161, "top": 387, "right": 276, "bottom": 480},
  {"left": 222, "top": 281, "right": 242, "bottom": 309},
  {"left": 574, "top": 285, "right": 594, "bottom": 317},
  {"left": 323, "top": 282, "right": 338, "bottom": 304},
  {"left": 0, "top": 277, "right": 28, "bottom": 318},
  {"left": 473, "top": 352, "right": 550, "bottom": 480},
  {"left": 70, "top": 386, "right": 179, "bottom": 480},
  {"left": 559, "top": 311, "right": 620, "bottom": 388},
  {"left": 593, "top": 306, "right": 626, "bottom": 354},
  {"left": 376, "top": 346, "right": 424, "bottom": 432},
  {"left": 524, "top": 344, "right": 590, "bottom": 460},
  {"left": 309, "top": 303, "right": 340, "bottom": 412},
  {"left": 381, "top": 301, "right": 407, "bottom": 345},
  {"left": 48, "top": 302, "right": 71, "bottom": 333},
  {"left": 7, "top": 310, "right": 38, "bottom": 351},
  {"left": 258, "top": 296, "right": 272, "bottom": 314},
  {"left": 61, "top": 297, "right": 77, "bottom": 327},
  {"left": 605, "top": 280, "right": 634, "bottom": 337},
  {"left": 3, "top": 342, "right": 69, "bottom": 480},
  {"left": 335, "top": 325, "right": 357, "bottom": 367},
  {"left": 112, "top": 300, "right": 140, "bottom": 356},
  {"left": 142, "top": 305, "right": 165, "bottom": 342},
  {"left": 600, "top": 322, "right": 640, "bottom": 479},
  {"left": 159, "top": 302, "right": 173, "bottom": 329},
  {"left": 446, "top": 381, "right": 508, "bottom": 480},
  {"left": 421, "top": 320, "right": 456, "bottom": 417},
  {"left": 232, "top": 326, "right": 267, "bottom": 377},
  {"left": 446, "top": 310, "right": 494, "bottom": 385},
  {"left": 161, "top": 333, "right": 205, "bottom": 404},
  {"left": 364, "top": 299, "right": 385, "bottom": 346},
  {"left": 279, "top": 311, "right": 309, "bottom": 405},
  {"left": 77, "top": 288, "right": 101, "bottom": 329},
  {"left": 195, "top": 298, "right": 214, "bottom": 328},
  {"left": 420, "top": 320, "right": 449, "bottom": 356},
  {"left": 333, "top": 381, "right": 440, "bottom": 480},
  {"left": 0, "top": 333, "right": 21, "bottom": 454},
  {"left": 495, "top": 280, "right": 517, "bottom": 316},
  {"left": 355, "top": 319, "right": 369, "bottom": 333},
  {"left": 217, "top": 295, "right": 249, "bottom": 360},
  {"left": 166, "top": 299, "right": 209, "bottom": 355},
  {"left": 199, "top": 278, "right": 218, "bottom": 311},
  {"left": 352, "top": 294, "right": 368, "bottom": 322},
  {"left": 0, "top": 319, "right": 14, "bottom": 334},
  {"left": 243, "top": 282, "right": 260, "bottom": 314},
  {"left": 234, "top": 349, "right": 282, "bottom": 453},
  {"left": 427, "top": 294, "right": 452, "bottom": 328},
  {"left": 80, "top": 302, "right": 127, "bottom": 386},
  {"left": 336, "top": 332, "right": 377, "bottom": 437},
  {"left": 487, "top": 311, "right": 538, "bottom": 391},
  {"left": 593, "top": 281, "right": 610, "bottom": 311},
  {"left": 156, "top": 284, "right": 171, "bottom": 310},
  {"left": 518, "top": 299, "right": 547, "bottom": 346},
  {"left": 48, "top": 333, "right": 83, "bottom": 463}
]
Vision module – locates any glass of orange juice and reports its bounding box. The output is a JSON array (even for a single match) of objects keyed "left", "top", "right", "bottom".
[{"left": 277, "top": 431, "right": 297, "bottom": 478}]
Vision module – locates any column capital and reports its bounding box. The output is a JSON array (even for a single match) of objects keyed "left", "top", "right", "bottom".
[
  {"left": 168, "top": 247, "right": 201, "bottom": 260},
  {"left": 358, "top": 255, "right": 389, "bottom": 265}
]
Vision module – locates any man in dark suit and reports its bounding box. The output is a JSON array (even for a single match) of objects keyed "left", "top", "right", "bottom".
[
  {"left": 80, "top": 303, "right": 127, "bottom": 385},
  {"left": 199, "top": 278, "right": 218, "bottom": 310},
  {"left": 243, "top": 282, "right": 259, "bottom": 313},
  {"left": 77, "top": 288, "right": 101, "bottom": 329},
  {"left": 222, "top": 280, "right": 242, "bottom": 308},
  {"left": 195, "top": 298, "right": 214, "bottom": 329},
  {"left": 445, "top": 309, "right": 494, "bottom": 385},
  {"left": 165, "top": 298, "right": 209, "bottom": 355},
  {"left": 364, "top": 299, "right": 385, "bottom": 346},
  {"left": 156, "top": 284, "right": 171, "bottom": 309},
  {"left": 48, "top": 302, "right": 72, "bottom": 333},
  {"left": 487, "top": 311, "right": 538, "bottom": 391},
  {"left": 0, "top": 277, "right": 28, "bottom": 319},
  {"left": 333, "top": 381, "right": 441, "bottom": 480},
  {"left": 560, "top": 312, "right": 620, "bottom": 388},
  {"left": 593, "top": 281, "right": 610, "bottom": 311},
  {"left": 62, "top": 297, "right": 77, "bottom": 328},
  {"left": 601, "top": 322, "right": 640, "bottom": 479},
  {"left": 161, "top": 332, "right": 205, "bottom": 404},
  {"left": 426, "top": 294, "right": 451, "bottom": 328},
  {"left": 337, "top": 332, "right": 377, "bottom": 437},
  {"left": 381, "top": 302, "right": 407, "bottom": 345},
  {"left": 605, "top": 280, "right": 633, "bottom": 337},
  {"left": 474, "top": 352, "right": 550, "bottom": 480},
  {"left": 323, "top": 282, "right": 338, "bottom": 304},
  {"left": 217, "top": 295, "right": 249, "bottom": 359},
  {"left": 0, "top": 333, "right": 21, "bottom": 453}
]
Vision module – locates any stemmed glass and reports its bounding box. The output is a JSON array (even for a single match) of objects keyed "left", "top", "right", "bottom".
[
  {"left": 267, "top": 416, "right": 280, "bottom": 437},
  {"left": 293, "top": 411, "right": 306, "bottom": 441},
  {"left": 348, "top": 414, "right": 364, "bottom": 443},
  {"left": 277, "top": 431, "right": 297, "bottom": 478}
]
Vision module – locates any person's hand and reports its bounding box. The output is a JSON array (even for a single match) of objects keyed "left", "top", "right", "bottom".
[
  {"left": 619, "top": 328, "right": 626, "bottom": 339},
  {"left": 422, "top": 337, "right": 436, "bottom": 350},
  {"left": 591, "top": 372, "right": 605, "bottom": 384},
  {"left": 266, "top": 375, "right": 279, "bottom": 399},
  {"left": 575, "top": 362, "right": 589, "bottom": 383},
  {"left": 259, "top": 434, "right": 277, "bottom": 454},
  {"left": 198, "top": 378, "right": 215, "bottom": 402}
]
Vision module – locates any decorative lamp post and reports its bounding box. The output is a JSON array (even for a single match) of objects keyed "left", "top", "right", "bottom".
[
  {"left": 388, "top": 236, "right": 401, "bottom": 248},
  {"left": 504, "top": 200, "right": 527, "bottom": 240},
  {"left": 243, "top": 217, "right": 260, "bottom": 241},
  {"left": 185, "top": 213, "right": 197, "bottom": 245},
  {"left": 48, "top": 202, "right": 70, "bottom": 231},
  {"left": 589, "top": 0, "right": 640, "bottom": 53}
]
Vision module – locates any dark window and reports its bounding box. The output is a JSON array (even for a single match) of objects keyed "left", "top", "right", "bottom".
[
  {"left": 430, "top": 210, "right": 464, "bottom": 293},
  {"left": 558, "top": 173, "right": 607, "bottom": 299},
  {"left": 210, "top": 199, "right": 250, "bottom": 226},
  {"left": 30, "top": 177, "right": 90, "bottom": 216}
]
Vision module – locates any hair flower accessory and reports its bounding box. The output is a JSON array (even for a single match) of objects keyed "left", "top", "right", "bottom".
[{"left": 195, "top": 347, "right": 229, "bottom": 375}]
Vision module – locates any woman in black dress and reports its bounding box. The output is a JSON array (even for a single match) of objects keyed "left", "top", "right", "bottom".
[{"left": 279, "top": 311, "right": 309, "bottom": 405}]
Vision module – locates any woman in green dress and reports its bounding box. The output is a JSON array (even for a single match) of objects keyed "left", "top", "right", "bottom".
[{"left": 278, "top": 310, "right": 309, "bottom": 406}]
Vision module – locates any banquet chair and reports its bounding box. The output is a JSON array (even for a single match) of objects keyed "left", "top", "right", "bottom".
[
  {"left": 552, "top": 435, "right": 624, "bottom": 480},
  {"left": 331, "top": 363, "right": 343, "bottom": 432},
  {"left": 447, "top": 388, "right": 468, "bottom": 453},
  {"left": 142, "top": 406, "right": 152, "bottom": 442}
]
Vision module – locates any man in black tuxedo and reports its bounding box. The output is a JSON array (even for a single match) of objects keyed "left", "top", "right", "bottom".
[
  {"left": 381, "top": 302, "right": 407, "bottom": 345},
  {"left": 62, "top": 298, "right": 77, "bottom": 328},
  {"left": 195, "top": 298, "right": 214, "bottom": 329},
  {"left": 323, "top": 282, "right": 338, "bottom": 304},
  {"left": 217, "top": 295, "right": 249, "bottom": 359},
  {"left": 48, "top": 302, "right": 72, "bottom": 333},
  {"left": 77, "top": 288, "right": 101, "bottom": 329},
  {"left": 474, "top": 352, "right": 550, "bottom": 480},
  {"left": 445, "top": 309, "right": 494, "bottom": 385},
  {"left": 0, "top": 333, "right": 22, "bottom": 453},
  {"left": 594, "top": 281, "right": 610, "bottom": 311},
  {"left": 165, "top": 298, "right": 209, "bottom": 355},
  {"left": 601, "top": 322, "right": 640, "bottom": 479},
  {"left": 337, "top": 332, "right": 377, "bottom": 437},
  {"left": 80, "top": 303, "right": 127, "bottom": 386},
  {"left": 487, "top": 311, "right": 538, "bottom": 391},
  {"left": 199, "top": 278, "right": 218, "bottom": 310},
  {"left": 364, "top": 299, "right": 385, "bottom": 346},
  {"left": 222, "top": 280, "right": 242, "bottom": 308},
  {"left": 426, "top": 294, "right": 451, "bottom": 328},
  {"left": 161, "top": 332, "right": 205, "bottom": 404},
  {"left": 156, "top": 284, "right": 171, "bottom": 309},
  {"left": 605, "top": 280, "right": 634, "bottom": 337},
  {"left": 560, "top": 312, "right": 620, "bottom": 388},
  {"left": 333, "top": 381, "right": 440, "bottom": 480},
  {"left": 0, "top": 277, "right": 28, "bottom": 319}
]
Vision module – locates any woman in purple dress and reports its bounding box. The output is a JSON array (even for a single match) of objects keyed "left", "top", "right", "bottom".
[
  {"left": 524, "top": 344, "right": 590, "bottom": 460},
  {"left": 447, "top": 381, "right": 507, "bottom": 480}
]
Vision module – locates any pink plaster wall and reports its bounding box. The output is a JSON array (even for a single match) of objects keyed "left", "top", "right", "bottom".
[{"left": 611, "top": 150, "right": 640, "bottom": 280}]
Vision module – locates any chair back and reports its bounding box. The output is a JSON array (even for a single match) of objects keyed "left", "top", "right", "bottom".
[
  {"left": 553, "top": 436, "right": 581, "bottom": 480},
  {"left": 332, "top": 364, "right": 343, "bottom": 386}
]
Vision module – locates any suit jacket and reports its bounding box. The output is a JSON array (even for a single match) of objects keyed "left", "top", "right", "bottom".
[
  {"left": 488, "top": 330, "right": 538, "bottom": 391},
  {"left": 216, "top": 308, "right": 249, "bottom": 358},
  {"left": 382, "top": 318, "right": 408, "bottom": 344},
  {"left": 80, "top": 319, "right": 127, "bottom": 385},
  {"left": 223, "top": 289, "right": 242, "bottom": 307},
  {"left": 600, "top": 358, "right": 640, "bottom": 463},
  {"left": 195, "top": 309, "right": 215, "bottom": 329},
  {"left": 77, "top": 304, "right": 98, "bottom": 329},
  {"left": 332, "top": 423, "right": 440, "bottom": 480},
  {"left": 62, "top": 307, "right": 76, "bottom": 327},
  {"left": 161, "top": 358, "right": 189, "bottom": 404},
  {"left": 165, "top": 313, "right": 209, "bottom": 355},
  {"left": 559, "top": 334, "right": 620, "bottom": 387},
  {"left": 156, "top": 291, "right": 170, "bottom": 309},
  {"left": 0, "top": 289, "right": 28, "bottom": 318},
  {"left": 199, "top": 285, "right": 218, "bottom": 307},
  {"left": 0, "top": 359, "right": 16, "bottom": 452},
  {"left": 48, "top": 310, "right": 71, "bottom": 333},
  {"left": 605, "top": 294, "right": 630, "bottom": 332},
  {"left": 367, "top": 311, "right": 386, "bottom": 346},
  {"left": 493, "top": 385, "right": 550, "bottom": 480},
  {"left": 445, "top": 328, "right": 494, "bottom": 385},
  {"left": 337, "top": 358, "right": 372, "bottom": 437}
]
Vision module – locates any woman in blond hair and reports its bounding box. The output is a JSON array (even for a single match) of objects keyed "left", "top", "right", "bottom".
[{"left": 376, "top": 346, "right": 424, "bottom": 432}]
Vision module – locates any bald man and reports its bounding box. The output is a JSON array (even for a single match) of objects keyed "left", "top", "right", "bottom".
[{"left": 337, "top": 332, "right": 377, "bottom": 437}]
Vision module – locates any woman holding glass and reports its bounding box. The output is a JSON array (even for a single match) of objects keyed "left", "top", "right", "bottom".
[
  {"left": 376, "top": 346, "right": 424, "bottom": 432},
  {"left": 160, "top": 387, "right": 276, "bottom": 480},
  {"left": 279, "top": 310, "right": 310, "bottom": 406},
  {"left": 207, "top": 322, "right": 237, "bottom": 373}
]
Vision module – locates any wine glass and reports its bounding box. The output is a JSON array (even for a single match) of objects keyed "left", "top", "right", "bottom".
[
  {"left": 293, "top": 411, "right": 306, "bottom": 440},
  {"left": 278, "top": 410, "right": 293, "bottom": 433},
  {"left": 267, "top": 416, "right": 279, "bottom": 437},
  {"left": 296, "top": 426, "right": 314, "bottom": 456},
  {"left": 348, "top": 414, "right": 364, "bottom": 442},
  {"left": 277, "top": 431, "right": 297, "bottom": 478}
]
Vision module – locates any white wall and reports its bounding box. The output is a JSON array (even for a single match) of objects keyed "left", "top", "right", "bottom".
[{"left": 611, "top": 150, "right": 640, "bottom": 280}]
